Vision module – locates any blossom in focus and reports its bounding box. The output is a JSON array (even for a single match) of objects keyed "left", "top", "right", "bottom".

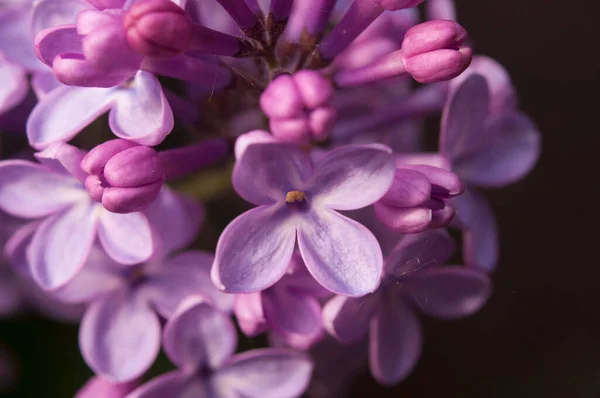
[{"left": 127, "top": 296, "right": 313, "bottom": 398}]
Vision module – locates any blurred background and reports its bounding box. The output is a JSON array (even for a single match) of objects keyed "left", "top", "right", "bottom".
[{"left": 1, "top": 0, "right": 598, "bottom": 397}]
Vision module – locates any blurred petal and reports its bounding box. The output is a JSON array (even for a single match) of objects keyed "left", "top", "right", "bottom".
[
  {"left": 75, "top": 376, "right": 138, "bottom": 398},
  {"left": 28, "top": 201, "right": 98, "bottom": 290},
  {"left": 0, "top": 160, "right": 86, "bottom": 218},
  {"left": 369, "top": 298, "right": 422, "bottom": 386},
  {"left": 32, "top": 0, "right": 93, "bottom": 36},
  {"left": 234, "top": 130, "right": 276, "bottom": 160},
  {"left": 406, "top": 266, "right": 491, "bottom": 319},
  {"left": 0, "top": 6, "right": 46, "bottom": 70},
  {"left": 232, "top": 143, "right": 311, "bottom": 206},
  {"left": 163, "top": 297, "right": 237, "bottom": 371},
  {"left": 0, "top": 56, "right": 28, "bottom": 114},
  {"left": 32, "top": 71, "right": 61, "bottom": 98},
  {"left": 441, "top": 74, "right": 489, "bottom": 159},
  {"left": 109, "top": 71, "right": 173, "bottom": 146},
  {"left": 234, "top": 293, "right": 268, "bottom": 336},
  {"left": 144, "top": 187, "right": 203, "bottom": 255},
  {"left": 141, "top": 55, "right": 232, "bottom": 88},
  {"left": 212, "top": 206, "right": 296, "bottom": 293},
  {"left": 454, "top": 112, "right": 540, "bottom": 188},
  {"left": 97, "top": 210, "right": 154, "bottom": 265},
  {"left": 79, "top": 289, "right": 161, "bottom": 382},
  {"left": 35, "top": 142, "right": 88, "bottom": 182},
  {"left": 451, "top": 188, "right": 498, "bottom": 272},
  {"left": 126, "top": 371, "right": 192, "bottom": 398},
  {"left": 216, "top": 349, "right": 312, "bottom": 398},
  {"left": 309, "top": 144, "right": 395, "bottom": 211},
  {"left": 145, "top": 251, "right": 234, "bottom": 318},
  {"left": 27, "top": 85, "right": 115, "bottom": 149},
  {"left": 322, "top": 294, "right": 379, "bottom": 343},
  {"left": 298, "top": 209, "right": 382, "bottom": 296}
]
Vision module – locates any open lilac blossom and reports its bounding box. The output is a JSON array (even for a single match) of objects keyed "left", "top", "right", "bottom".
[
  {"left": 374, "top": 163, "right": 463, "bottom": 233},
  {"left": 212, "top": 142, "right": 396, "bottom": 297},
  {"left": 49, "top": 191, "right": 230, "bottom": 382},
  {"left": 0, "top": 143, "right": 159, "bottom": 290},
  {"left": 234, "top": 252, "right": 331, "bottom": 350},
  {"left": 323, "top": 229, "right": 491, "bottom": 385},
  {"left": 127, "top": 296, "right": 313, "bottom": 398}
]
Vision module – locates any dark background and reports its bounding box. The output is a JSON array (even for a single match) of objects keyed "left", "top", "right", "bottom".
[{"left": 1, "top": 0, "right": 598, "bottom": 397}]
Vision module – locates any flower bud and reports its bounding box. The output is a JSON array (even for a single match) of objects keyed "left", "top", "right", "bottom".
[
  {"left": 260, "top": 71, "right": 336, "bottom": 144},
  {"left": 81, "top": 140, "right": 165, "bottom": 213},
  {"left": 124, "top": 0, "right": 191, "bottom": 58},
  {"left": 401, "top": 20, "right": 472, "bottom": 83}
]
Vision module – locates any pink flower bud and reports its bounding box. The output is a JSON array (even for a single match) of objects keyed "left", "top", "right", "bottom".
[
  {"left": 401, "top": 20, "right": 472, "bottom": 83},
  {"left": 124, "top": 0, "right": 191, "bottom": 58}
]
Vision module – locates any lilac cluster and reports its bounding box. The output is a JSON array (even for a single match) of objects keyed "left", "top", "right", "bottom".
[{"left": 0, "top": 0, "right": 540, "bottom": 396}]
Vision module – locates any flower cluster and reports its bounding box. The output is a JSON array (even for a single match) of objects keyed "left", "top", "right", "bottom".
[{"left": 0, "top": 0, "right": 540, "bottom": 396}]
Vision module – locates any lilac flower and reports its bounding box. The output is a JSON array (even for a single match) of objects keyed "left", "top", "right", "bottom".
[
  {"left": 0, "top": 143, "right": 159, "bottom": 290},
  {"left": 50, "top": 190, "right": 229, "bottom": 382},
  {"left": 323, "top": 229, "right": 491, "bottom": 385},
  {"left": 234, "top": 253, "right": 331, "bottom": 350},
  {"left": 127, "top": 296, "right": 313, "bottom": 398},
  {"left": 75, "top": 377, "right": 138, "bottom": 398},
  {"left": 212, "top": 142, "right": 396, "bottom": 296}
]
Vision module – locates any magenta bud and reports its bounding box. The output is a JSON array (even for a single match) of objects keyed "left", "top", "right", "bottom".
[
  {"left": 401, "top": 20, "right": 472, "bottom": 83},
  {"left": 103, "top": 146, "right": 164, "bottom": 187},
  {"left": 124, "top": 0, "right": 191, "bottom": 58},
  {"left": 102, "top": 181, "right": 163, "bottom": 213},
  {"left": 81, "top": 139, "right": 138, "bottom": 175},
  {"left": 373, "top": 0, "right": 425, "bottom": 11},
  {"left": 260, "top": 71, "right": 336, "bottom": 144}
]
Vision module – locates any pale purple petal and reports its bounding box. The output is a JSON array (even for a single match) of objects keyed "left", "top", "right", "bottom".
[
  {"left": 97, "top": 209, "right": 154, "bottom": 265},
  {"left": 451, "top": 188, "right": 498, "bottom": 272},
  {"left": 79, "top": 289, "right": 161, "bottom": 382},
  {"left": 369, "top": 297, "right": 422, "bottom": 386},
  {"left": 0, "top": 6, "right": 46, "bottom": 71},
  {"left": 212, "top": 206, "right": 296, "bottom": 293},
  {"left": 234, "top": 293, "right": 268, "bottom": 337},
  {"left": 262, "top": 287, "right": 322, "bottom": 349},
  {"left": 406, "top": 266, "right": 491, "bottom": 319},
  {"left": 0, "top": 160, "right": 87, "bottom": 218},
  {"left": 32, "top": 0, "right": 94, "bottom": 36},
  {"left": 308, "top": 144, "right": 395, "bottom": 211},
  {"left": 75, "top": 376, "right": 138, "bottom": 398},
  {"left": 232, "top": 143, "right": 311, "bottom": 206},
  {"left": 163, "top": 297, "right": 237, "bottom": 371},
  {"left": 441, "top": 74, "right": 489, "bottom": 159},
  {"left": 35, "top": 142, "right": 88, "bottom": 182},
  {"left": 32, "top": 71, "right": 61, "bottom": 98},
  {"left": 0, "top": 56, "right": 28, "bottom": 114},
  {"left": 28, "top": 201, "right": 98, "bottom": 289},
  {"left": 4, "top": 220, "right": 41, "bottom": 278},
  {"left": 453, "top": 112, "right": 541, "bottom": 188},
  {"left": 144, "top": 251, "right": 234, "bottom": 318},
  {"left": 297, "top": 209, "right": 382, "bottom": 296},
  {"left": 126, "top": 371, "right": 192, "bottom": 398},
  {"left": 34, "top": 25, "right": 83, "bottom": 66},
  {"left": 27, "top": 85, "right": 115, "bottom": 149},
  {"left": 322, "top": 294, "right": 379, "bottom": 343},
  {"left": 215, "top": 349, "right": 312, "bottom": 398},
  {"left": 144, "top": 187, "right": 204, "bottom": 255},
  {"left": 108, "top": 71, "right": 173, "bottom": 146},
  {"left": 234, "top": 130, "right": 277, "bottom": 160}
]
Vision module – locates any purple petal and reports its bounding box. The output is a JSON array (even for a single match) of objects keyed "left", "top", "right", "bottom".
[
  {"left": 97, "top": 210, "right": 154, "bottom": 265},
  {"left": 4, "top": 220, "right": 41, "bottom": 278},
  {"left": 28, "top": 201, "right": 98, "bottom": 290},
  {"left": 297, "top": 209, "right": 382, "bottom": 296},
  {"left": 234, "top": 293, "right": 268, "bottom": 337},
  {"left": 32, "top": 0, "right": 93, "bottom": 36},
  {"left": 163, "top": 297, "right": 237, "bottom": 371},
  {"left": 441, "top": 74, "right": 489, "bottom": 160},
  {"left": 144, "top": 187, "right": 204, "bottom": 256},
  {"left": 322, "top": 294, "right": 379, "bottom": 343},
  {"left": 454, "top": 112, "right": 540, "bottom": 188},
  {"left": 0, "top": 6, "right": 46, "bottom": 71},
  {"left": 34, "top": 142, "right": 88, "bottom": 182},
  {"left": 216, "top": 349, "right": 313, "bottom": 398},
  {"left": 126, "top": 371, "right": 192, "bottom": 398},
  {"left": 27, "top": 85, "right": 115, "bottom": 149},
  {"left": 451, "top": 188, "right": 498, "bottom": 272},
  {"left": 34, "top": 25, "right": 83, "bottom": 66},
  {"left": 144, "top": 251, "right": 234, "bottom": 318},
  {"left": 369, "top": 297, "right": 422, "bottom": 386},
  {"left": 232, "top": 143, "right": 311, "bottom": 206},
  {"left": 53, "top": 53, "right": 132, "bottom": 87},
  {"left": 373, "top": 202, "right": 432, "bottom": 233},
  {"left": 379, "top": 168, "right": 431, "bottom": 208},
  {"left": 32, "top": 71, "right": 61, "bottom": 98},
  {"left": 75, "top": 376, "right": 138, "bottom": 398},
  {"left": 0, "top": 56, "right": 28, "bottom": 114},
  {"left": 0, "top": 160, "right": 86, "bottom": 218},
  {"left": 308, "top": 144, "right": 395, "bottom": 211},
  {"left": 262, "top": 287, "right": 322, "bottom": 349},
  {"left": 406, "top": 266, "right": 491, "bottom": 319},
  {"left": 234, "top": 130, "right": 277, "bottom": 160},
  {"left": 79, "top": 289, "right": 161, "bottom": 382},
  {"left": 383, "top": 229, "right": 456, "bottom": 277},
  {"left": 212, "top": 206, "right": 296, "bottom": 293},
  {"left": 108, "top": 71, "right": 173, "bottom": 146}
]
